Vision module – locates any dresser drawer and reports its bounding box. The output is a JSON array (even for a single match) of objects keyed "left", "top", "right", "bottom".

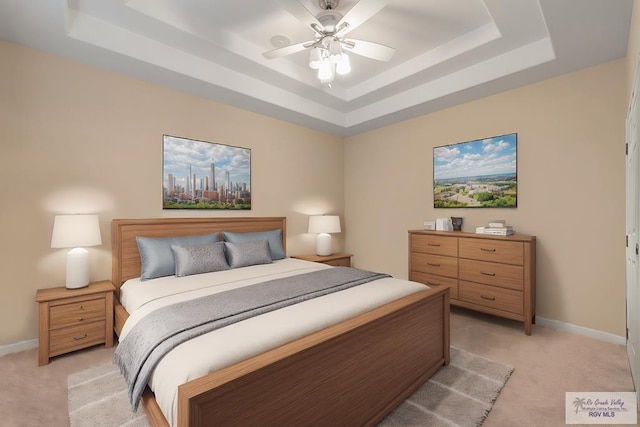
[
  {"left": 49, "top": 320, "right": 106, "bottom": 357},
  {"left": 459, "top": 238, "right": 523, "bottom": 265},
  {"left": 50, "top": 297, "right": 106, "bottom": 330},
  {"left": 410, "top": 253, "right": 458, "bottom": 278},
  {"left": 410, "top": 234, "right": 457, "bottom": 257},
  {"left": 410, "top": 271, "right": 459, "bottom": 299},
  {"left": 459, "top": 259, "right": 524, "bottom": 291},
  {"left": 459, "top": 281, "right": 523, "bottom": 315}
]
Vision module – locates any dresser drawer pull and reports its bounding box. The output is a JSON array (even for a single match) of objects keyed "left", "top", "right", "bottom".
[
  {"left": 73, "top": 334, "right": 88, "bottom": 341},
  {"left": 481, "top": 295, "right": 496, "bottom": 301},
  {"left": 480, "top": 248, "right": 496, "bottom": 252},
  {"left": 481, "top": 271, "right": 496, "bottom": 276},
  {"left": 78, "top": 317, "right": 84, "bottom": 322},
  {"left": 427, "top": 262, "right": 441, "bottom": 267},
  {"left": 78, "top": 305, "right": 84, "bottom": 310},
  {"left": 426, "top": 281, "right": 440, "bottom": 286},
  {"left": 427, "top": 243, "right": 441, "bottom": 247}
]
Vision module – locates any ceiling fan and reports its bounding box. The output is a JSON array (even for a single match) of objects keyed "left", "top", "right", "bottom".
[{"left": 263, "top": 0, "right": 395, "bottom": 82}]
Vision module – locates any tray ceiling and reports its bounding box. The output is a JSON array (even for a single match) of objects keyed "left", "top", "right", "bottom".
[{"left": 0, "top": 0, "right": 632, "bottom": 136}]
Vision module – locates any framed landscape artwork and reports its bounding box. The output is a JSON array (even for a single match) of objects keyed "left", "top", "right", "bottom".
[
  {"left": 433, "top": 133, "right": 517, "bottom": 208},
  {"left": 162, "top": 135, "right": 251, "bottom": 210}
]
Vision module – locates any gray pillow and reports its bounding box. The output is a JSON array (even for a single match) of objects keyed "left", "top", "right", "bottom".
[
  {"left": 223, "top": 229, "right": 285, "bottom": 260},
  {"left": 136, "top": 233, "right": 219, "bottom": 280},
  {"left": 171, "top": 242, "right": 229, "bottom": 277},
  {"left": 224, "top": 240, "right": 273, "bottom": 269}
]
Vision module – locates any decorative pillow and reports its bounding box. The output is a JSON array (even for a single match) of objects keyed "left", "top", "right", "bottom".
[
  {"left": 224, "top": 240, "right": 273, "bottom": 269},
  {"left": 222, "top": 229, "right": 285, "bottom": 260},
  {"left": 136, "top": 233, "right": 219, "bottom": 280},
  {"left": 171, "top": 242, "right": 229, "bottom": 277}
]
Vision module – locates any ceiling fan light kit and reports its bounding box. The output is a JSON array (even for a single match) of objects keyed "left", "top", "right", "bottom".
[
  {"left": 265, "top": 0, "right": 394, "bottom": 86},
  {"left": 309, "top": 40, "right": 351, "bottom": 83}
]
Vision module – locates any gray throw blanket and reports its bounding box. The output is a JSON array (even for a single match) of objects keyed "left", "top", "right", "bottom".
[{"left": 115, "top": 267, "right": 390, "bottom": 410}]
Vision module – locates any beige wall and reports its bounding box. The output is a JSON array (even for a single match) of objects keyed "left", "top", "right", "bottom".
[
  {"left": 2, "top": 11, "right": 638, "bottom": 346},
  {"left": 344, "top": 59, "right": 627, "bottom": 336},
  {"left": 628, "top": 0, "right": 640, "bottom": 99},
  {"left": 0, "top": 40, "right": 344, "bottom": 345}
]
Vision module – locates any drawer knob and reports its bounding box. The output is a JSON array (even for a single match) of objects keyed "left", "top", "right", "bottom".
[
  {"left": 426, "top": 281, "right": 440, "bottom": 286},
  {"left": 78, "top": 305, "right": 84, "bottom": 310},
  {"left": 481, "top": 271, "right": 496, "bottom": 277},
  {"left": 73, "top": 334, "right": 88, "bottom": 341},
  {"left": 480, "top": 247, "right": 496, "bottom": 252},
  {"left": 78, "top": 317, "right": 84, "bottom": 322},
  {"left": 428, "top": 243, "right": 440, "bottom": 247},
  {"left": 481, "top": 295, "right": 496, "bottom": 301},
  {"left": 427, "top": 262, "right": 441, "bottom": 267}
]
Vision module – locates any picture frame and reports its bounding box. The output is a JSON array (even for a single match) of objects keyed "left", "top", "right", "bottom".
[
  {"left": 433, "top": 133, "right": 517, "bottom": 208},
  {"left": 162, "top": 135, "right": 251, "bottom": 210}
]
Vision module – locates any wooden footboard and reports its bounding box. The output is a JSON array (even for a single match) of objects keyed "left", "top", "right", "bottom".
[{"left": 159, "top": 286, "right": 449, "bottom": 427}]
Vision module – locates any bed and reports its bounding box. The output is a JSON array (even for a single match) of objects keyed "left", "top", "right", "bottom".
[{"left": 111, "top": 217, "right": 450, "bottom": 427}]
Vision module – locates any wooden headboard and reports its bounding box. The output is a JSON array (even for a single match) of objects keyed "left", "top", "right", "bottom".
[{"left": 111, "top": 217, "right": 286, "bottom": 299}]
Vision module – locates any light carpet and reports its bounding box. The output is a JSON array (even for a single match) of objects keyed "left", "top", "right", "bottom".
[{"left": 68, "top": 347, "right": 513, "bottom": 427}]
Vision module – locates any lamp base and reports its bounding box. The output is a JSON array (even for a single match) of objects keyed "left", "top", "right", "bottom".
[
  {"left": 316, "top": 233, "right": 333, "bottom": 256},
  {"left": 66, "top": 247, "right": 90, "bottom": 289}
]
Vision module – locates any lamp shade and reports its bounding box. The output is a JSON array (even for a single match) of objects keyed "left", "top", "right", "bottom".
[
  {"left": 308, "top": 215, "right": 341, "bottom": 234},
  {"left": 51, "top": 214, "right": 102, "bottom": 289},
  {"left": 51, "top": 214, "right": 102, "bottom": 248}
]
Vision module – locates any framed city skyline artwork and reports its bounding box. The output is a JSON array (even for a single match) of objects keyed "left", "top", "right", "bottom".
[
  {"left": 433, "top": 133, "right": 517, "bottom": 208},
  {"left": 162, "top": 135, "right": 251, "bottom": 210}
]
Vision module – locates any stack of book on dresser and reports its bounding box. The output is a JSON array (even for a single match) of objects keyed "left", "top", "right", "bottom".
[{"left": 475, "top": 220, "right": 514, "bottom": 236}]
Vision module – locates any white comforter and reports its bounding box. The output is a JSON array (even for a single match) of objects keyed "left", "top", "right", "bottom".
[{"left": 119, "top": 258, "right": 426, "bottom": 426}]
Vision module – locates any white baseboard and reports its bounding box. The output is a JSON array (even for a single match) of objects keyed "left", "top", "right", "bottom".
[
  {"left": 536, "top": 316, "right": 626, "bottom": 346},
  {"left": 0, "top": 339, "right": 38, "bottom": 358}
]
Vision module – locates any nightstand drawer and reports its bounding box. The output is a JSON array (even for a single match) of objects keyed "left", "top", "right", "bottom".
[
  {"left": 291, "top": 253, "right": 352, "bottom": 267},
  {"left": 49, "top": 320, "right": 106, "bottom": 357},
  {"left": 325, "top": 257, "right": 351, "bottom": 267},
  {"left": 50, "top": 297, "right": 105, "bottom": 330},
  {"left": 459, "top": 281, "right": 523, "bottom": 315}
]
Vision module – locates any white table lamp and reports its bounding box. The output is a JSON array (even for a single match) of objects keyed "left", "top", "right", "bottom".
[
  {"left": 51, "top": 214, "right": 102, "bottom": 289},
  {"left": 308, "top": 215, "right": 341, "bottom": 256}
]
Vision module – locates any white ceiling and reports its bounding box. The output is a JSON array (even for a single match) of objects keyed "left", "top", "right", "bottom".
[{"left": 0, "top": 0, "right": 633, "bottom": 136}]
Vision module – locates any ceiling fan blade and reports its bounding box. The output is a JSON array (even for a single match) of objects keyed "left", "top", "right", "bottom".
[
  {"left": 343, "top": 39, "right": 395, "bottom": 62},
  {"left": 337, "top": 0, "right": 388, "bottom": 34},
  {"left": 278, "top": 0, "right": 323, "bottom": 30},
  {"left": 263, "top": 41, "right": 311, "bottom": 59}
]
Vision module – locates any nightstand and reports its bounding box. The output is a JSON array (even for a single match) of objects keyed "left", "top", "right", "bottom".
[
  {"left": 35, "top": 280, "right": 115, "bottom": 366},
  {"left": 292, "top": 253, "right": 353, "bottom": 267}
]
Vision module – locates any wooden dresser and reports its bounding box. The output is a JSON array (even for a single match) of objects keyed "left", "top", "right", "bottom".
[{"left": 408, "top": 230, "right": 536, "bottom": 334}]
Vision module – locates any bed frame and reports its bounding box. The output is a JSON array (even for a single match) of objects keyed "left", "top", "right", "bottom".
[{"left": 111, "top": 217, "right": 450, "bottom": 427}]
